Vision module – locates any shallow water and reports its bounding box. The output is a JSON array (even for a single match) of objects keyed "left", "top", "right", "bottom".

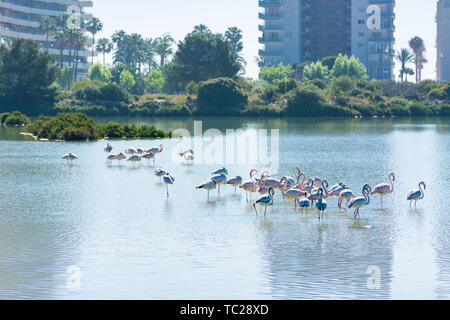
[{"left": 0, "top": 117, "right": 449, "bottom": 299}]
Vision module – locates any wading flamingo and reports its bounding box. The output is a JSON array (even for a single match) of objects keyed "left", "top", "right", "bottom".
[
  {"left": 163, "top": 173, "right": 175, "bottom": 198},
  {"left": 407, "top": 182, "right": 426, "bottom": 208},
  {"left": 239, "top": 169, "right": 259, "bottom": 202},
  {"left": 338, "top": 189, "right": 353, "bottom": 210},
  {"left": 115, "top": 152, "right": 126, "bottom": 164},
  {"left": 312, "top": 177, "right": 322, "bottom": 188},
  {"left": 327, "top": 183, "right": 348, "bottom": 198},
  {"left": 261, "top": 175, "right": 283, "bottom": 190},
  {"left": 348, "top": 184, "right": 372, "bottom": 218},
  {"left": 154, "top": 168, "right": 166, "bottom": 182},
  {"left": 210, "top": 173, "right": 227, "bottom": 195},
  {"left": 125, "top": 148, "right": 137, "bottom": 155},
  {"left": 315, "top": 188, "right": 328, "bottom": 220},
  {"left": 226, "top": 176, "right": 243, "bottom": 192},
  {"left": 298, "top": 196, "right": 311, "bottom": 213},
  {"left": 142, "top": 152, "right": 155, "bottom": 165},
  {"left": 197, "top": 179, "right": 217, "bottom": 201},
  {"left": 127, "top": 155, "right": 141, "bottom": 166},
  {"left": 62, "top": 153, "right": 78, "bottom": 162},
  {"left": 106, "top": 154, "right": 116, "bottom": 165},
  {"left": 253, "top": 187, "right": 275, "bottom": 216},
  {"left": 104, "top": 143, "right": 113, "bottom": 153},
  {"left": 283, "top": 188, "right": 306, "bottom": 209},
  {"left": 212, "top": 167, "right": 228, "bottom": 175},
  {"left": 147, "top": 144, "right": 163, "bottom": 155},
  {"left": 136, "top": 148, "right": 145, "bottom": 154},
  {"left": 371, "top": 173, "right": 395, "bottom": 208}
]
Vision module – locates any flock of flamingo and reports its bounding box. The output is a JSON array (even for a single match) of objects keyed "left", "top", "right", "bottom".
[{"left": 62, "top": 142, "right": 427, "bottom": 219}]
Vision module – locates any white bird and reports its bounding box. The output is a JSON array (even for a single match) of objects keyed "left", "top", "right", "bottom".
[
  {"left": 62, "top": 153, "right": 78, "bottom": 162},
  {"left": 253, "top": 187, "right": 275, "bottom": 216},
  {"left": 197, "top": 179, "right": 217, "bottom": 201},
  {"left": 163, "top": 173, "right": 175, "bottom": 198},
  {"left": 348, "top": 184, "right": 372, "bottom": 218},
  {"left": 127, "top": 155, "right": 141, "bottom": 166},
  {"left": 407, "top": 182, "right": 426, "bottom": 208}
]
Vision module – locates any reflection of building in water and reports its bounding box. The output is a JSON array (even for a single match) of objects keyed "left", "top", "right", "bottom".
[
  {"left": 0, "top": 0, "right": 94, "bottom": 80},
  {"left": 256, "top": 216, "right": 394, "bottom": 299}
]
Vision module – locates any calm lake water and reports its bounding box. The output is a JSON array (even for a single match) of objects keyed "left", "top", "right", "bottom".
[{"left": 0, "top": 116, "right": 450, "bottom": 299}]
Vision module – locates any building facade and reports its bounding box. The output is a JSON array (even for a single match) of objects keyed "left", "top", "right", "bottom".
[
  {"left": 0, "top": 0, "right": 93, "bottom": 79},
  {"left": 258, "top": 0, "right": 395, "bottom": 80},
  {"left": 437, "top": 0, "right": 450, "bottom": 82}
]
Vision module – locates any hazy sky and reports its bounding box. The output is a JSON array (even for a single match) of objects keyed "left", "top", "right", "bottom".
[{"left": 90, "top": 0, "right": 438, "bottom": 80}]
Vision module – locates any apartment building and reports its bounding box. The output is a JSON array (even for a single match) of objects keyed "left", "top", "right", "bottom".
[
  {"left": 258, "top": 0, "right": 396, "bottom": 80},
  {"left": 437, "top": 0, "right": 450, "bottom": 82},
  {"left": 0, "top": 0, "right": 94, "bottom": 79}
]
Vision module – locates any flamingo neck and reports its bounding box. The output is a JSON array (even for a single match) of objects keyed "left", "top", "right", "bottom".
[{"left": 389, "top": 174, "right": 394, "bottom": 192}]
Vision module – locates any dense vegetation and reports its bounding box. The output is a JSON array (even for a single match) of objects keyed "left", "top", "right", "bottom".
[
  {"left": 26, "top": 113, "right": 170, "bottom": 141},
  {"left": 0, "top": 111, "right": 31, "bottom": 126},
  {"left": 1, "top": 20, "right": 449, "bottom": 118}
]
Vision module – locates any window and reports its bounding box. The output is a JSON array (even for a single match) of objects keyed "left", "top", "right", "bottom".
[{"left": 358, "top": 19, "right": 365, "bottom": 25}]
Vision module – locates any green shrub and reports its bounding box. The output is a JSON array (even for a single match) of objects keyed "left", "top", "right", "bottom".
[
  {"left": 197, "top": 77, "right": 248, "bottom": 115},
  {"left": 284, "top": 85, "right": 325, "bottom": 116},
  {"left": 277, "top": 78, "right": 299, "bottom": 94},
  {"left": 0, "top": 111, "right": 31, "bottom": 126},
  {"left": 440, "top": 104, "right": 450, "bottom": 116}
]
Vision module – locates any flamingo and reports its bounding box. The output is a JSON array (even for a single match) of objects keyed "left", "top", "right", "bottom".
[
  {"left": 125, "top": 148, "right": 137, "bottom": 155},
  {"left": 184, "top": 152, "right": 194, "bottom": 161},
  {"left": 283, "top": 188, "right": 306, "bottom": 209},
  {"left": 179, "top": 149, "right": 194, "bottom": 157},
  {"left": 348, "top": 184, "right": 372, "bottom": 218},
  {"left": 197, "top": 179, "right": 217, "bottom": 201},
  {"left": 327, "top": 183, "right": 348, "bottom": 198},
  {"left": 115, "top": 152, "right": 126, "bottom": 164},
  {"left": 315, "top": 188, "right": 328, "bottom": 220},
  {"left": 338, "top": 189, "right": 353, "bottom": 210},
  {"left": 62, "top": 153, "right": 78, "bottom": 162},
  {"left": 154, "top": 168, "right": 166, "bottom": 182},
  {"left": 147, "top": 144, "right": 163, "bottom": 154},
  {"left": 142, "top": 152, "right": 155, "bottom": 165},
  {"left": 261, "top": 175, "right": 283, "bottom": 190},
  {"left": 210, "top": 173, "right": 227, "bottom": 195},
  {"left": 106, "top": 153, "right": 116, "bottom": 165},
  {"left": 104, "top": 143, "right": 113, "bottom": 153},
  {"left": 212, "top": 167, "right": 228, "bottom": 175},
  {"left": 226, "top": 176, "right": 243, "bottom": 192},
  {"left": 163, "top": 173, "right": 175, "bottom": 198},
  {"left": 298, "top": 196, "right": 311, "bottom": 213},
  {"left": 253, "top": 187, "right": 275, "bottom": 216},
  {"left": 312, "top": 176, "right": 322, "bottom": 188},
  {"left": 136, "top": 148, "right": 145, "bottom": 154},
  {"left": 239, "top": 169, "right": 259, "bottom": 202},
  {"left": 371, "top": 173, "right": 395, "bottom": 208},
  {"left": 308, "top": 180, "right": 328, "bottom": 207},
  {"left": 407, "top": 182, "right": 426, "bottom": 208},
  {"left": 127, "top": 155, "right": 141, "bottom": 166}
]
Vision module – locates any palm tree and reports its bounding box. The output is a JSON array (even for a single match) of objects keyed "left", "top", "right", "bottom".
[
  {"left": 409, "top": 36, "right": 426, "bottom": 83},
  {"left": 193, "top": 24, "right": 211, "bottom": 35},
  {"left": 404, "top": 68, "right": 415, "bottom": 82},
  {"left": 395, "top": 48, "right": 414, "bottom": 82},
  {"left": 225, "top": 26, "right": 246, "bottom": 71},
  {"left": 96, "top": 38, "right": 113, "bottom": 66},
  {"left": 54, "top": 30, "right": 67, "bottom": 67},
  {"left": 155, "top": 33, "right": 175, "bottom": 66},
  {"left": 55, "top": 13, "right": 69, "bottom": 31},
  {"left": 40, "top": 16, "right": 55, "bottom": 51},
  {"left": 112, "top": 30, "right": 127, "bottom": 48},
  {"left": 72, "top": 30, "right": 88, "bottom": 82},
  {"left": 86, "top": 17, "right": 103, "bottom": 65}
]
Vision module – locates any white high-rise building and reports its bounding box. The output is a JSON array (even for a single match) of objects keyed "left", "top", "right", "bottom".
[
  {"left": 437, "top": 0, "right": 450, "bottom": 82},
  {"left": 0, "top": 0, "right": 94, "bottom": 79}
]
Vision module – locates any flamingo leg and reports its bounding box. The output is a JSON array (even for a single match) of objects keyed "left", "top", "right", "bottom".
[
  {"left": 415, "top": 200, "right": 417, "bottom": 209},
  {"left": 246, "top": 191, "right": 248, "bottom": 202},
  {"left": 380, "top": 196, "right": 383, "bottom": 208},
  {"left": 264, "top": 206, "right": 267, "bottom": 216},
  {"left": 253, "top": 204, "right": 258, "bottom": 216},
  {"left": 218, "top": 184, "right": 220, "bottom": 195},
  {"left": 410, "top": 200, "right": 412, "bottom": 208},
  {"left": 166, "top": 184, "right": 169, "bottom": 198},
  {"left": 207, "top": 190, "right": 209, "bottom": 201}
]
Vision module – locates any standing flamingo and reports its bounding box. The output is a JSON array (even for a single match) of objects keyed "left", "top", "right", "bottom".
[
  {"left": 298, "top": 196, "right": 311, "bottom": 213},
  {"left": 147, "top": 144, "right": 163, "bottom": 155},
  {"left": 315, "top": 188, "right": 328, "bottom": 220},
  {"left": 127, "top": 155, "right": 141, "bottom": 166},
  {"left": 104, "top": 143, "right": 113, "bottom": 153},
  {"left": 226, "top": 176, "right": 243, "bottom": 192},
  {"left": 348, "top": 184, "right": 372, "bottom": 218},
  {"left": 197, "top": 179, "right": 217, "bottom": 201},
  {"left": 115, "top": 152, "right": 126, "bottom": 164},
  {"left": 239, "top": 169, "right": 259, "bottom": 202},
  {"left": 106, "top": 154, "right": 116, "bottom": 165},
  {"left": 371, "top": 173, "right": 395, "bottom": 208},
  {"left": 253, "top": 187, "right": 275, "bottom": 216},
  {"left": 142, "top": 152, "right": 155, "bottom": 165},
  {"left": 62, "top": 153, "right": 78, "bottom": 162},
  {"left": 125, "top": 148, "right": 137, "bottom": 155},
  {"left": 338, "top": 189, "right": 353, "bottom": 210},
  {"left": 163, "top": 173, "right": 175, "bottom": 198},
  {"left": 154, "top": 168, "right": 166, "bottom": 182},
  {"left": 210, "top": 173, "right": 227, "bottom": 195},
  {"left": 327, "top": 183, "right": 348, "bottom": 198},
  {"left": 283, "top": 188, "right": 306, "bottom": 209},
  {"left": 407, "top": 182, "right": 426, "bottom": 208}
]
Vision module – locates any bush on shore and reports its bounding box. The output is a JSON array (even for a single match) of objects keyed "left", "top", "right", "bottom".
[{"left": 0, "top": 111, "right": 31, "bottom": 126}]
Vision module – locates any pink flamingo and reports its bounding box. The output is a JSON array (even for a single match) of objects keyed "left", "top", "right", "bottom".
[
  {"left": 226, "top": 176, "right": 243, "bottom": 192},
  {"left": 239, "top": 169, "right": 259, "bottom": 202},
  {"left": 371, "top": 173, "right": 395, "bottom": 208},
  {"left": 407, "top": 182, "right": 426, "bottom": 209},
  {"left": 283, "top": 188, "right": 306, "bottom": 209}
]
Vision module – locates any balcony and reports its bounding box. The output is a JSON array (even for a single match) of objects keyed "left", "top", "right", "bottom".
[
  {"left": 259, "top": 12, "right": 281, "bottom": 20},
  {"left": 259, "top": 0, "right": 281, "bottom": 7},
  {"left": 259, "top": 24, "right": 282, "bottom": 32},
  {"left": 259, "top": 49, "right": 282, "bottom": 57},
  {"left": 369, "top": 0, "right": 395, "bottom": 6},
  {"left": 259, "top": 36, "right": 282, "bottom": 44}
]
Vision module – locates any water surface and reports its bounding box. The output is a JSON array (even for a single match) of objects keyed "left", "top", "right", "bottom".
[{"left": 0, "top": 117, "right": 449, "bottom": 299}]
